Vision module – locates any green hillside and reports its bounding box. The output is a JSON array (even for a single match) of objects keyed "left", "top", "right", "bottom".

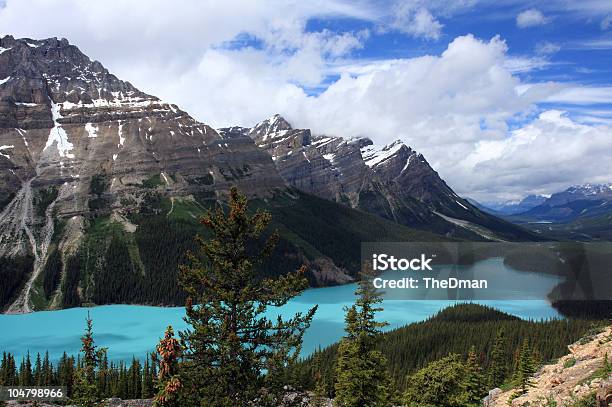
[
  {"left": 24, "top": 189, "right": 452, "bottom": 310},
  {"left": 291, "top": 303, "right": 597, "bottom": 393}
]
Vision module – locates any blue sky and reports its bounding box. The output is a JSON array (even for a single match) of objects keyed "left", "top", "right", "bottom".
[{"left": 1, "top": 0, "right": 611, "bottom": 201}]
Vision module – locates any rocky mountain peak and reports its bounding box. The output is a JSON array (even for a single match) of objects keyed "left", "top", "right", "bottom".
[
  {"left": 0, "top": 35, "right": 154, "bottom": 110},
  {"left": 249, "top": 114, "right": 292, "bottom": 139},
  {"left": 566, "top": 183, "right": 612, "bottom": 196}
]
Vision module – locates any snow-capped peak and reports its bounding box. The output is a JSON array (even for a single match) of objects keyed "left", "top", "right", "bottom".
[
  {"left": 567, "top": 183, "right": 612, "bottom": 195},
  {"left": 361, "top": 140, "right": 409, "bottom": 168},
  {"left": 250, "top": 114, "right": 292, "bottom": 137}
]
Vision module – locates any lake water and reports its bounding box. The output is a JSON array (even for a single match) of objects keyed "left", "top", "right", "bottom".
[{"left": 0, "top": 258, "right": 562, "bottom": 362}]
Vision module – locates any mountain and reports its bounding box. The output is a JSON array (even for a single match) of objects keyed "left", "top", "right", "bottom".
[
  {"left": 511, "top": 183, "right": 612, "bottom": 223},
  {"left": 500, "top": 183, "right": 612, "bottom": 240},
  {"left": 0, "top": 35, "right": 540, "bottom": 314},
  {"left": 220, "top": 115, "right": 538, "bottom": 242},
  {"left": 0, "top": 36, "right": 456, "bottom": 314},
  {"left": 473, "top": 194, "right": 548, "bottom": 216}
]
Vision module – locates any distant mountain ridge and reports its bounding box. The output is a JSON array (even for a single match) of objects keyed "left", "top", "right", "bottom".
[
  {"left": 512, "top": 183, "right": 612, "bottom": 223},
  {"left": 471, "top": 194, "right": 548, "bottom": 215},
  {"left": 220, "top": 115, "right": 538, "bottom": 242},
  {"left": 500, "top": 183, "right": 612, "bottom": 241}
]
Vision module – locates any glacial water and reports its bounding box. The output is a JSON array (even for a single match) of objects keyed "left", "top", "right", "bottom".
[{"left": 0, "top": 258, "right": 562, "bottom": 362}]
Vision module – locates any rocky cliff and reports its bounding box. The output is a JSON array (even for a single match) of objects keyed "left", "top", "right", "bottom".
[{"left": 485, "top": 325, "right": 612, "bottom": 407}]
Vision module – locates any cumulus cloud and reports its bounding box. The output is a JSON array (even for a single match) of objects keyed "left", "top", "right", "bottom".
[
  {"left": 389, "top": 5, "right": 444, "bottom": 40},
  {"left": 0, "top": 0, "right": 609, "bottom": 201},
  {"left": 516, "top": 8, "right": 549, "bottom": 28},
  {"left": 462, "top": 111, "right": 612, "bottom": 200}
]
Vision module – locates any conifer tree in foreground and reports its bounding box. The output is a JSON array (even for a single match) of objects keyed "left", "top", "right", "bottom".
[
  {"left": 334, "top": 274, "right": 392, "bottom": 407},
  {"left": 487, "top": 328, "right": 507, "bottom": 389},
  {"left": 72, "top": 313, "right": 106, "bottom": 407},
  {"left": 513, "top": 338, "right": 536, "bottom": 395},
  {"left": 465, "top": 346, "right": 485, "bottom": 405},
  {"left": 154, "top": 326, "right": 182, "bottom": 407},
  {"left": 178, "top": 187, "right": 317, "bottom": 406}
]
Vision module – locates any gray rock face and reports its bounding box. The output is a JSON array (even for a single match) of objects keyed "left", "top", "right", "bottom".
[
  {"left": 0, "top": 35, "right": 286, "bottom": 312},
  {"left": 0, "top": 35, "right": 284, "bottom": 213},
  {"left": 240, "top": 115, "right": 538, "bottom": 241}
]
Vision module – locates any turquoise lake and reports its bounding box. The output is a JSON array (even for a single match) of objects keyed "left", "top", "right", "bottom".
[{"left": 0, "top": 258, "right": 563, "bottom": 362}]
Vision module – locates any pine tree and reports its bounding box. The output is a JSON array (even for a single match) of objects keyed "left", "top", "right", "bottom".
[
  {"left": 72, "top": 313, "right": 106, "bottom": 407},
  {"left": 18, "top": 352, "right": 33, "bottom": 386},
  {"left": 97, "top": 350, "right": 109, "bottom": 398},
  {"left": 465, "top": 346, "right": 485, "bottom": 405},
  {"left": 487, "top": 328, "right": 507, "bottom": 388},
  {"left": 33, "top": 353, "right": 42, "bottom": 385},
  {"left": 142, "top": 354, "right": 155, "bottom": 399},
  {"left": 334, "top": 275, "right": 391, "bottom": 407},
  {"left": 57, "top": 353, "right": 75, "bottom": 396},
  {"left": 153, "top": 326, "right": 182, "bottom": 407},
  {"left": 514, "top": 338, "right": 536, "bottom": 395},
  {"left": 178, "top": 187, "right": 317, "bottom": 406},
  {"left": 42, "top": 352, "right": 53, "bottom": 386}
]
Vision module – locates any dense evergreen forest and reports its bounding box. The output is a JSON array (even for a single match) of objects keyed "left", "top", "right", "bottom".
[
  {"left": 290, "top": 303, "right": 600, "bottom": 394},
  {"left": 0, "top": 350, "right": 158, "bottom": 401},
  {"left": 0, "top": 304, "right": 601, "bottom": 403}
]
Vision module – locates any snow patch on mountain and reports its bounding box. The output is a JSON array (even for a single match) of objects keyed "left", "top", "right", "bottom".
[
  {"left": 43, "top": 102, "right": 74, "bottom": 159},
  {"left": 0, "top": 145, "right": 14, "bottom": 159},
  {"left": 85, "top": 123, "right": 98, "bottom": 138},
  {"left": 361, "top": 140, "right": 404, "bottom": 168}
]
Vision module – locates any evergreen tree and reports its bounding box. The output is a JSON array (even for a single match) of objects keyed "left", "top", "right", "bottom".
[
  {"left": 154, "top": 326, "right": 182, "bottom": 407},
  {"left": 142, "top": 354, "right": 155, "bottom": 399},
  {"left": 178, "top": 187, "right": 317, "bottom": 406},
  {"left": 334, "top": 275, "right": 391, "bottom": 407},
  {"left": 72, "top": 313, "right": 106, "bottom": 407},
  {"left": 18, "top": 352, "right": 32, "bottom": 386},
  {"left": 97, "top": 350, "right": 110, "bottom": 398},
  {"left": 404, "top": 354, "right": 473, "bottom": 407},
  {"left": 127, "top": 357, "right": 142, "bottom": 399},
  {"left": 33, "top": 353, "right": 42, "bottom": 385},
  {"left": 465, "top": 346, "right": 485, "bottom": 405},
  {"left": 42, "top": 352, "right": 53, "bottom": 386},
  {"left": 513, "top": 338, "right": 536, "bottom": 395},
  {"left": 57, "top": 353, "right": 75, "bottom": 396},
  {"left": 487, "top": 328, "right": 507, "bottom": 388}
]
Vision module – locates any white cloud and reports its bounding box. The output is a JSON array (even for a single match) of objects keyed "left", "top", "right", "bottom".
[
  {"left": 602, "top": 15, "right": 612, "bottom": 30},
  {"left": 516, "top": 8, "right": 549, "bottom": 28},
  {"left": 462, "top": 110, "right": 612, "bottom": 200},
  {"left": 547, "top": 86, "right": 612, "bottom": 105},
  {"left": 390, "top": 5, "right": 444, "bottom": 40},
  {"left": 0, "top": 0, "right": 609, "bottom": 201},
  {"left": 535, "top": 41, "right": 561, "bottom": 55}
]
